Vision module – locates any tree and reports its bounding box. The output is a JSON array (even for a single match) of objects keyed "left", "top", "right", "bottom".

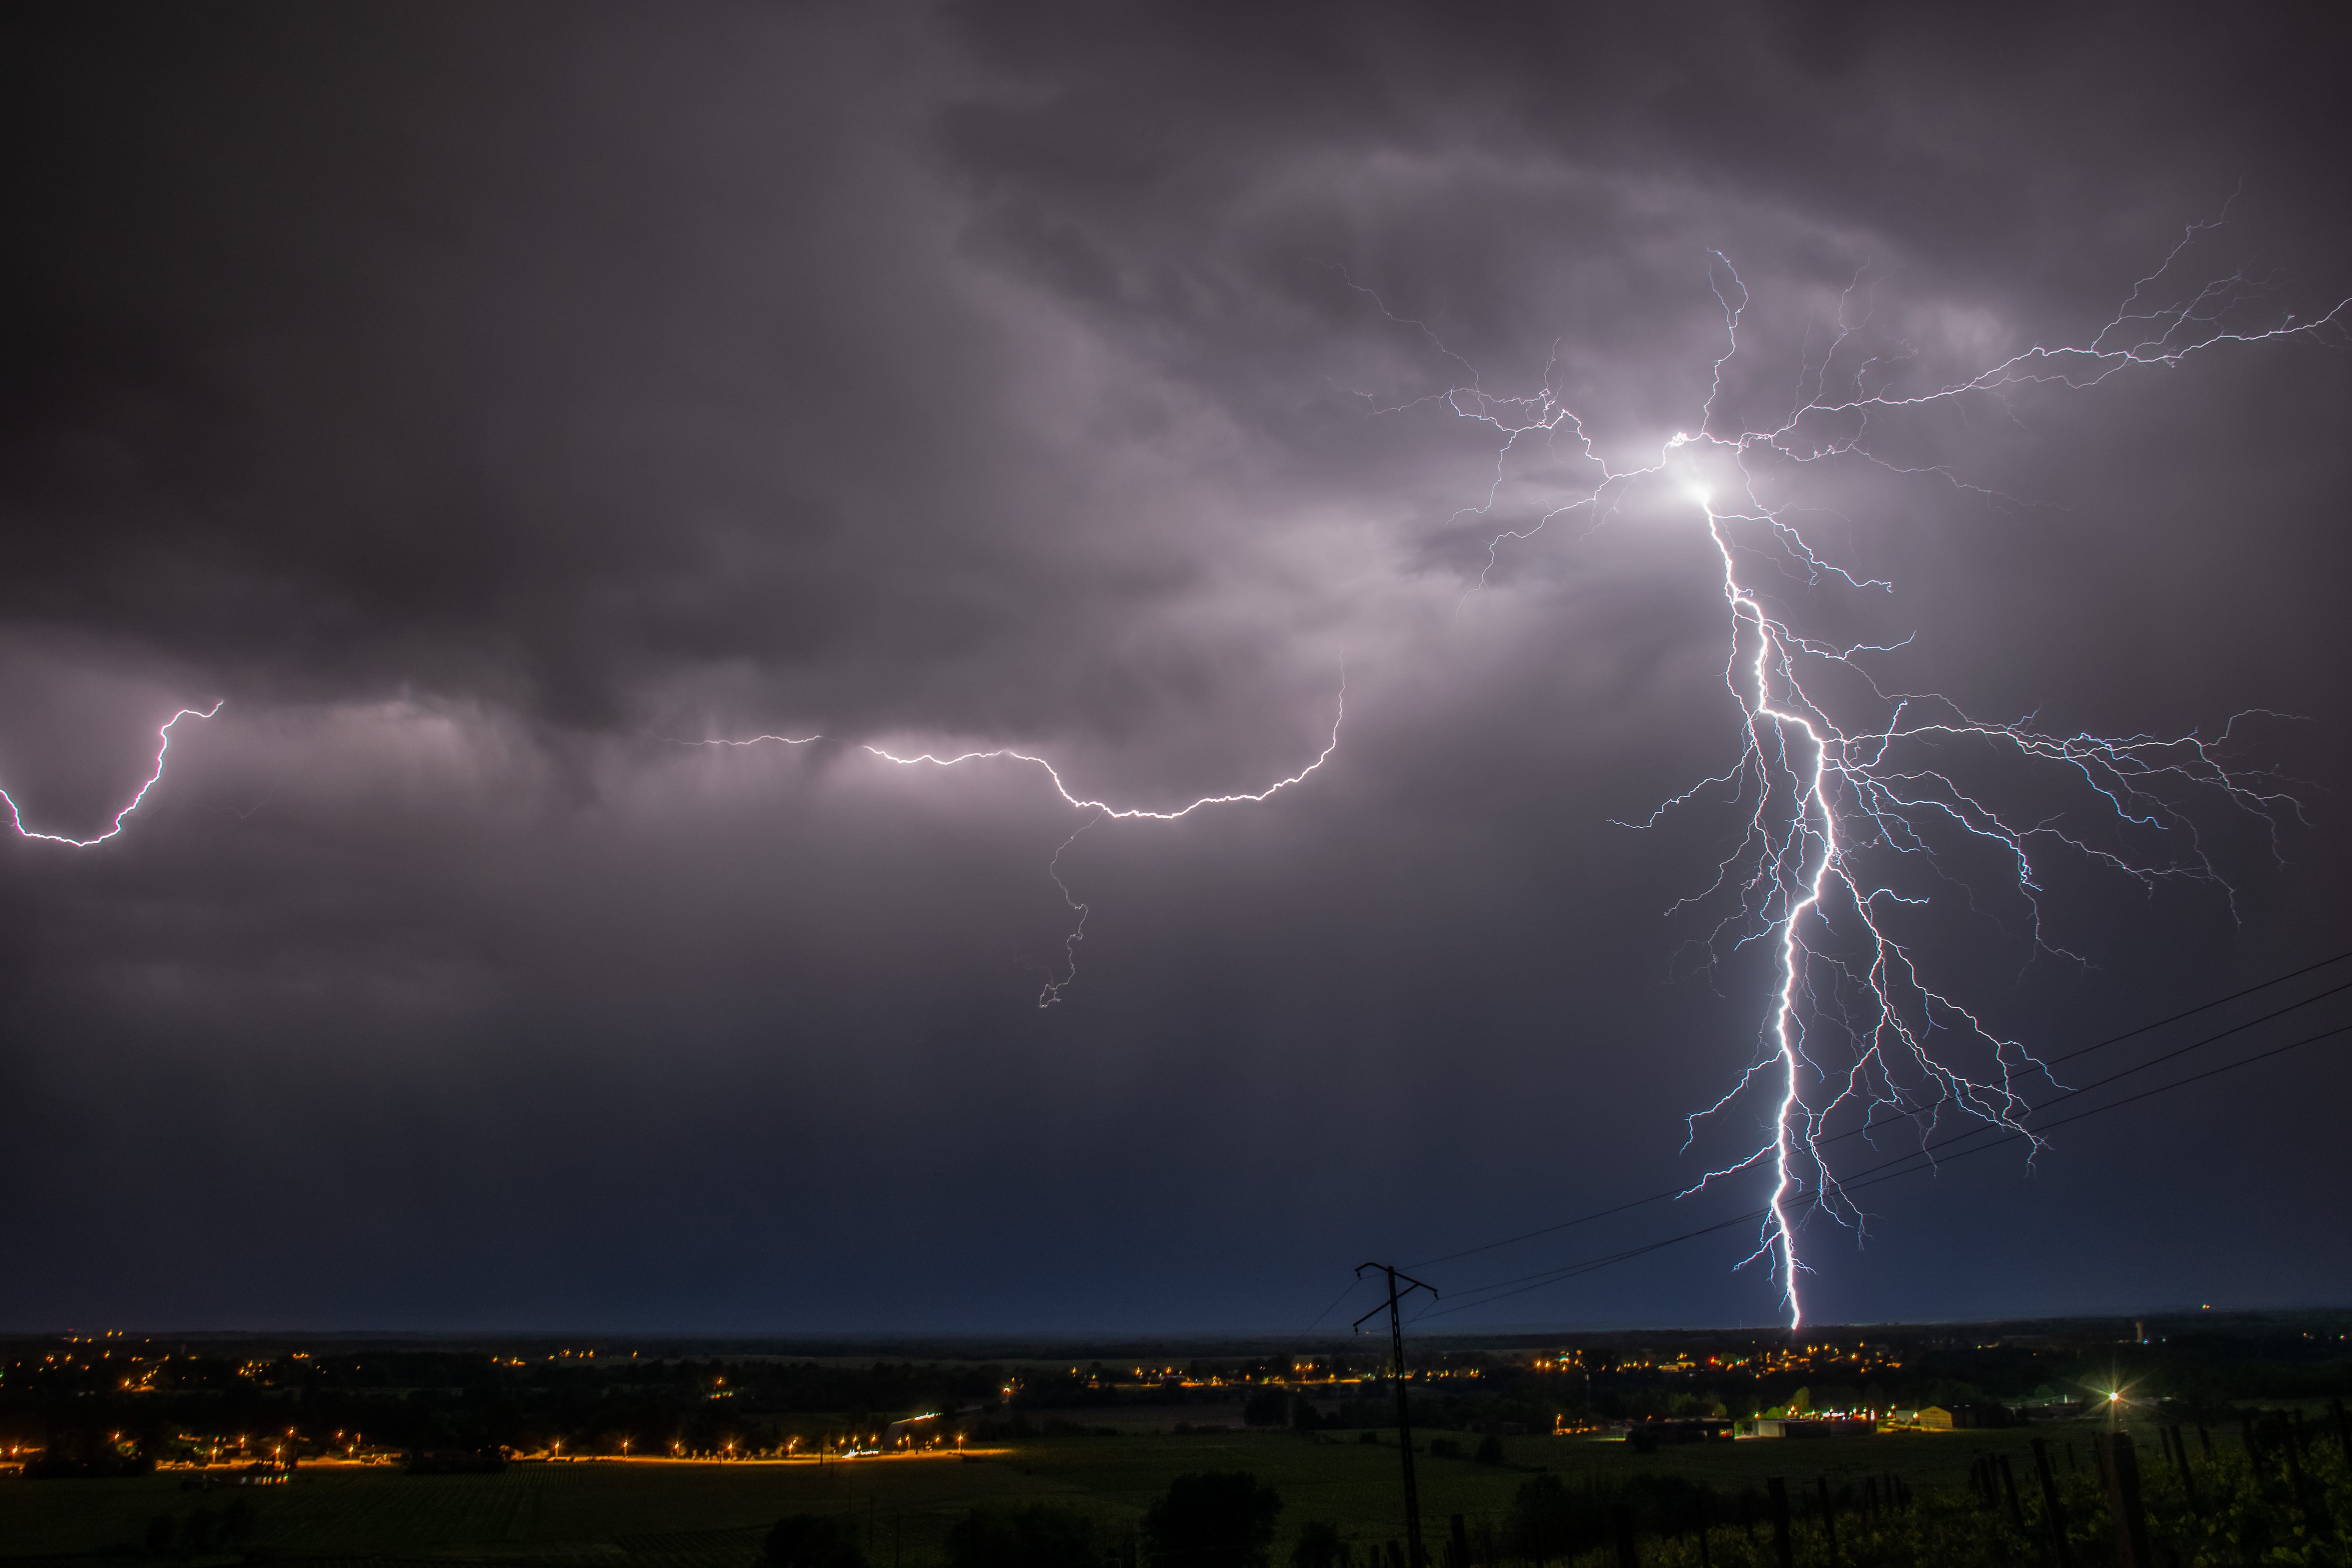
[
  {"left": 1509, "top": 1472, "right": 1577, "bottom": 1565},
  {"left": 1144, "top": 1471, "right": 1284, "bottom": 1568},
  {"left": 1242, "top": 1389, "right": 1290, "bottom": 1427},
  {"left": 764, "top": 1513, "right": 865, "bottom": 1568},
  {"left": 944, "top": 1504, "right": 1097, "bottom": 1568},
  {"left": 1290, "top": 1520, "right": 1347, "bottom": 1568}
]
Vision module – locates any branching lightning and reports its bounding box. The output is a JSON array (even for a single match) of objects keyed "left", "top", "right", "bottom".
[
  {"left": 1366, "top": 219, "right": 2345, "bottom": 1326},
  {"left": 20, "top": 211, "right": 2331, "bottom": 1334},
  {"left": 685, "top": 683, "right": 1343, "bottom": 1006},
  {"left": 2, "top": 701, "right": 223, "bottom": 848}
]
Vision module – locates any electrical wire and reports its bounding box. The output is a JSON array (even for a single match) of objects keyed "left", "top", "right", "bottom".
[
  {"left": 1406, "top": 949, "right": 2352, "bottom": 1271},
  {"left": 1413, "top": 1015, "right": 2352, "bottom": 1323}
]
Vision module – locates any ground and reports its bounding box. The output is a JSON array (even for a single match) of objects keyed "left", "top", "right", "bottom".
[{"left": 0, "top": 1415, "right": 2174, "bottom": 1566}]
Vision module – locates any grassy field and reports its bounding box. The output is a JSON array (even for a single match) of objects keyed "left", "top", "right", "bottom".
[{"left": 0, "top": 1415, "right": 2168, "bottom": 1566}]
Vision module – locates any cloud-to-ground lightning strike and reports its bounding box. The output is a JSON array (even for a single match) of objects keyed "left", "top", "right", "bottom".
[
  {"left": 2, "top": 701, "right": 224, "bottom": 848},
  {"left": 1372, "top": 219, "right": 2345, "bottom": 1327},
  {"left": 686, "top": 684, "right": 1344, "bottom": 1007}
]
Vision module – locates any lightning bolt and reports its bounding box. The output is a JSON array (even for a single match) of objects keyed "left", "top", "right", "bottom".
[
  {"left": 1368, "top": 217, "right": 2343, "bottom": 1327},
  {"left": 683, "top": 681, "right": 1343, "bottom": 1006},
  {"left": 2, "top": 701, "right": 224, "bottom": 848}
]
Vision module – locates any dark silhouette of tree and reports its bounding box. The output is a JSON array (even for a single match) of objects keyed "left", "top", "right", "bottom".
[
  {"left": 1290, "top": 1519, "right": 1346, "bottom": 1568},
  {"left": 1144, "top": 1471, "right": 1283, "bottom": 1568},
  {"left": 764, "top": 1513, "right": 865, "bottom": 1568},
  {"left": 1510, "top": 1472, "right": 1576, "bottom": 1564}
]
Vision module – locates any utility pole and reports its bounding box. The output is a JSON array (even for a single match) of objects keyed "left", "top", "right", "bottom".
[{"left": 1356, "top": 1263, "right": 1438, "bottom": 1568}]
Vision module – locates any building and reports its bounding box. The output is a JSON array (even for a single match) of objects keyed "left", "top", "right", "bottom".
[
  {"left": 1624, "top": 1418, "right": 1733, "bottom": 1449},
  {"left": 1741, "top": 1417, "right": 1873, "bottom": 1439},
  {"left": 1909, "top": 1404, "right": 2014, "bottom": 1431}
]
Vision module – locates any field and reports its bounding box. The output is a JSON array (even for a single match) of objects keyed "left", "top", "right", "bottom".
[{"left": 0, "top": 1415, "right": 2162, "bottom": 1566}]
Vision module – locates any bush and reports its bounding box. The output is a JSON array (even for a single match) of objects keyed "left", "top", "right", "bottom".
[
  {"left": 1144, "top": 1471, "right": 1284, "bottom": 1568},
  {"left": 1290, "top": 1520, "right": 1346, "bottom": 1568},
  {"left": 944, "top": 1503, "right": 1096, "bottom": 1568},
  {"left": 764, "top": 1512, "right": 865, "bottom": 1568},
  {"left": 1511, "top": 1472, "right": 1578, "bottom": 1563}
]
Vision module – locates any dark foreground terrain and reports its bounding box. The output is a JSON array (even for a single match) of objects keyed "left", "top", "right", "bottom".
[{"left": 2, "top": 1313, "right": 2345, "bottom": 1566}]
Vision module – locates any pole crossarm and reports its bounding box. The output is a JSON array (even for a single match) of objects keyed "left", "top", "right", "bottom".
[{"left": 1351, "top": 1263, "right": 1437, "bottom": 1329}]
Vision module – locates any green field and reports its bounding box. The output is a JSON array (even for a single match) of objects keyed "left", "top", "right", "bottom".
[{"left": 0, "top": 1416, "right": 2159, "bottom": 1566}]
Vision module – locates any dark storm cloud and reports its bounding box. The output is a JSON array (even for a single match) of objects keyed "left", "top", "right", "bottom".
[{"left": 1, "top": 2, "right": 2347, "bottom": 1332}]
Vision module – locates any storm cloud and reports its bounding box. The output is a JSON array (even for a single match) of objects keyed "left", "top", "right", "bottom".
[{"left": 2, "top": 2, "right": 2347, "bottom": 1332}]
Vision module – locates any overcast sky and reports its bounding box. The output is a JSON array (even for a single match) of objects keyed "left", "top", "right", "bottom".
[{"left": 3, "top": 2, "right": 2348, "bottom": 1336}]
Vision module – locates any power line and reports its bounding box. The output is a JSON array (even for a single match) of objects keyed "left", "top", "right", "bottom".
[
  {"left": 1299, "top": 1275, "right": 1374, "bottom": 1335},
  {"left": 1415, "top": 1016, "right": 2352, "bottom": 1322},
  {"left": 1407, "top": 949, "right": 2352, "bottom": 1271},
  {"left": 1422, "top": 1017, "right": 2352, "bottom": 1321}
]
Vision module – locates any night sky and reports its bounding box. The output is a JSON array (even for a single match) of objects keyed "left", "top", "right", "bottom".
[{"left": 4, "top": 4, "right": 2349, "bottom": 1335}]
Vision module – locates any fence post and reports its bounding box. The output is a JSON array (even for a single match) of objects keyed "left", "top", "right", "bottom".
[
  {"left": 2166, "top": 1426, "right": 2197, "bottom": 1511},
  {"left": 1998, "top": 1455, "right": 2026, "bottom": 1531},
  {"left": 1449, "top": 1514, "right": 1468, "bottom": 1568},
  {"left": 1817, "top": 1477, "right": 1838, "bottom": 1563},
  {"left": 2093, "top": 1432, "right": 2151, "bottom": 1568},
  {"left": 1768, "top": 1477, "right": 1794, "bottom": 1568},
  {"left": 1613, "top": 1503, "right": 1638, "bottom": 1568},
  {"left": 2279, "top": 1429, "right": 2324, "bottom": 1534},
  {"left": 2033, "top": 1438, "right": 2076, "bottom": 1568}
]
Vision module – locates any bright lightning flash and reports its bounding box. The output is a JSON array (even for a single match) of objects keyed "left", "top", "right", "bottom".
[
  {"left": 1372, "top": 218, "right": 2344, "bottom": 1327},
  {"left": 2, "top": 701, "right": 224, "bottom": 848}
]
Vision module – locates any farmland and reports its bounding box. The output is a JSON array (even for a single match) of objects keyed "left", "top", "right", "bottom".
[
  {"left": 0, "top": 1412, "right": 2277, "bottom": 1566},
  {"left": 3, "top": 1315, "right": 2346, "bottom": 1566}
]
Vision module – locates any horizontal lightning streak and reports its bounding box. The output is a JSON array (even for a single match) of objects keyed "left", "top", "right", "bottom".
[
  {"left": 860, "top": 685, "right": 1343, "bottom": 821},
  {"left": 683, "top": 683, "right": 1345, "bottom": 1005},
  {"left": 2, "top": 701, "right": 224, "bottom": 848}
]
